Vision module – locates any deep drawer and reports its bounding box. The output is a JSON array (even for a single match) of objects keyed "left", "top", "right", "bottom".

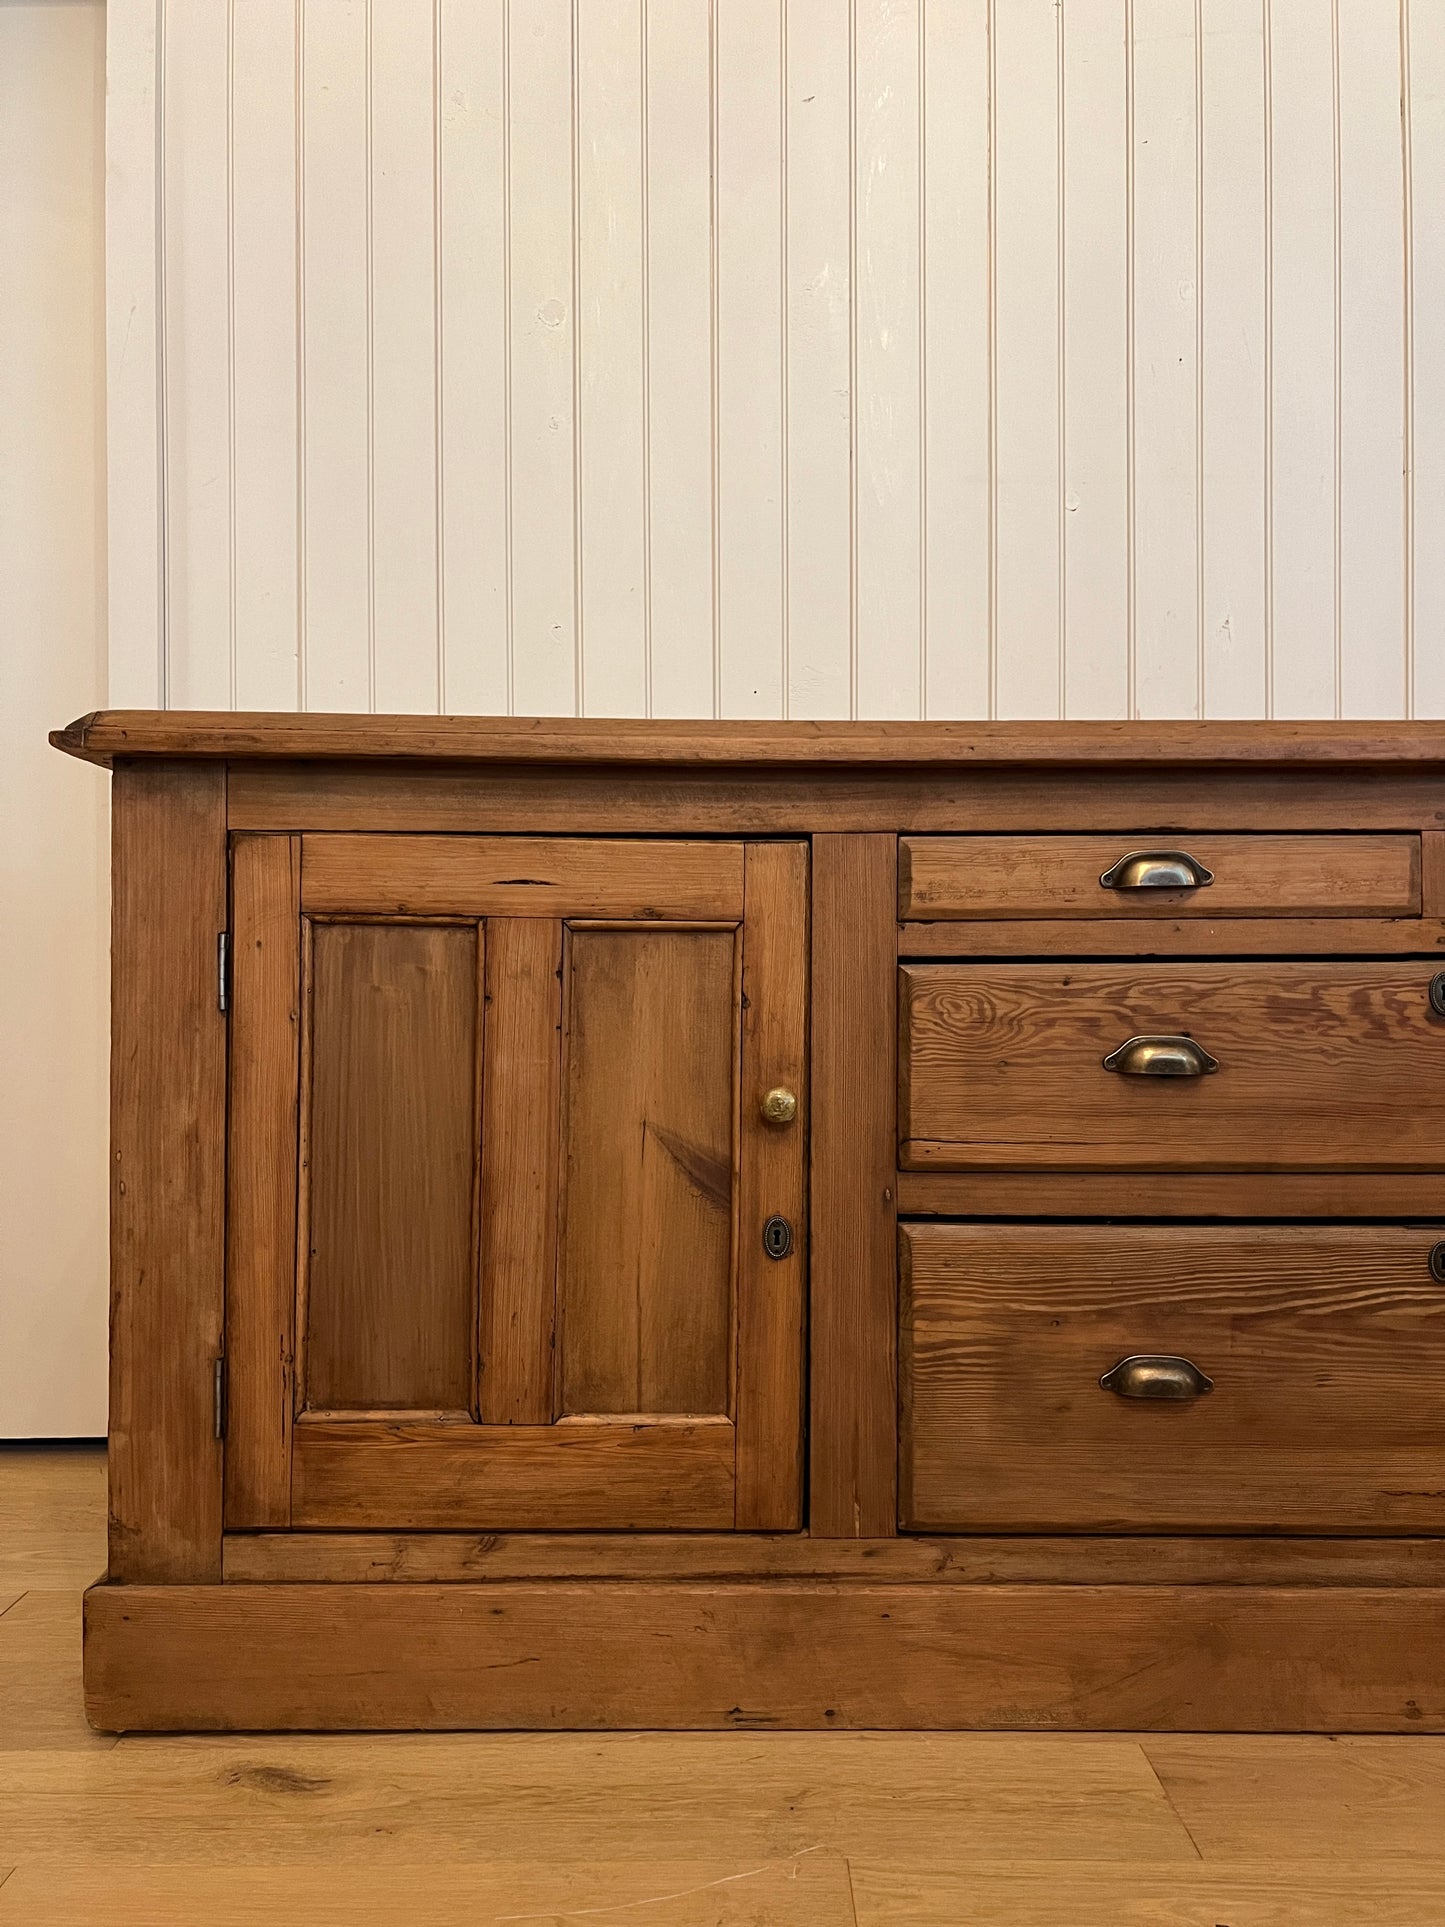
[
  {"left": 899, "top": 834, "right": 1421, "bottom": 920},
  {"left": 899, "top": 959, "right": 1445, "bottom": 1171},
  {"left": 901, "top": 1222, "right": 1445, "bottom": 1533}
]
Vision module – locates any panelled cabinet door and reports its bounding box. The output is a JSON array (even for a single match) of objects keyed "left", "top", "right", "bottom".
[{"left": 223, "top": 836, "right": 807, "bottom": 1533}]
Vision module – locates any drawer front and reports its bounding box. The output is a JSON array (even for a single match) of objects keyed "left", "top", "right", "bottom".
[
  {"left": 899, "top": 834, "right": 1421, "bottom": 919},
  {"left": 900, "top": 960, "right": 1445, "bottom": 1171},
  {"left": 901, "top": 1222, "right": 1445, "bottom": 1533}
]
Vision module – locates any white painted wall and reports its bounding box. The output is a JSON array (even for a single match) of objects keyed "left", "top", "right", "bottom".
[
  {"left": 1, "top": 0, "right": 109, "bottom": 1436},
  {"left": 108, "top": 0, "right": 1444, "bottom": 720}
]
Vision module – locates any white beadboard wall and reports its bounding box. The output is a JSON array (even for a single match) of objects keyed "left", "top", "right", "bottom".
[{"left": 108, "top": 0, "right": 1445, "bottom": 721}]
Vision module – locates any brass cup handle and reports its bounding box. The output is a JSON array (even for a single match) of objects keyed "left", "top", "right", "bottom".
[
  {"left": 759, "top": 1086, "right": 798, "bottom": 1126},
  {"left": 1103, "top": 1035, "right": 1219, "bottom": 1077},
  {"left": 1100, "top": 849, "right": 1214, "bottom": 890},
  {"left": 1101, "top": 1355, "right": 1214, "bottom": 1400}
]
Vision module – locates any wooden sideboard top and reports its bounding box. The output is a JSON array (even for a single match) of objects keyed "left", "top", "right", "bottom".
[{"left": 50, "top": 709, "right": 1445, "bottom": 771}]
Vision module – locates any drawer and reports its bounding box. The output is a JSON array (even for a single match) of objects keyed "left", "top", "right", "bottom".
[
  {"left": 900, "top": 960, "right": 1445, "bottom": 1171},
  {"left": 899, "top": 834, "right": 1421, "bottom": 919},
  {"left": 901, "top": 1222, "right": 1445, "bottom": 1533}
]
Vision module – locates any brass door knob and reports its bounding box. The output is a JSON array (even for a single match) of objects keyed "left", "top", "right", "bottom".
[{"left": 759, "top": 1087, "right": 798, "bottom": 1126}]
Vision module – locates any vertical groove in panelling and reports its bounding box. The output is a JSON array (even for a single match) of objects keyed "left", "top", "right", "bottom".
[
  {"left": 1131, "top": 0, "right": 1201, "bottom": 719},
  {"left": 503, "top": 0, "right": 514, "bottom": 713},
  {"left": 157, "top": 0, "right": 171, "bottom": 706},
  {"left": 1269, "top": 0, "right": 1338, "bottom": 718},
  {"left": 1061, "top": 0, "right": 1129, "bottom": 720},
  {"left": 780, "top": 0, "right": 790, "bottom": 716},
  {"left": 1402, "top": 0, "right": 1415, "bottom": 713},
  {"left": 783, "top": 0, "right": 852, "bottom": 718},
  {"left": 301, "top": 0, "right": 371, "bottom": 708},
  {"left": 232, "top": 0, "right": 301, "bottom": 711},
  {"left": 433, "top": 0, "right": 445, "bottom": 709},
  {"left": 365, "top": 0, "right": 375, "bottom": 710},
  {"left": 226, "top": 0, "right": 237, "bottom": 708},
  {"left": 576, "top": 0, "right": 648, "bottom": 716},
  {"left": 992, "top": 0, "right": 1062, "bottom": 719},
  {"left": 850, "top": 0, "right": 860, "bottom": 718},
  {"left": 163, "top": 0, "right": 232, "bottom": 707},
  {"left": 1124, "top": 0, "right": 1136, "bottom": 716},
  {"left": 1201, "top": 0, "right": 1268, "bottom": 718},
  {"left": 920, "top": 0, "right": 989, "bottom": 720},
  {"left": 716, "top": 0, "right": 786, "bottom": 716},
  {"left": 854, "top": 0, "right": 923, "bottom": 720},
  {"left": 506, "top": 0, "right": 579, "bottom": 715},
  {"left": 917, "top": 3, "right": 927, "bottom": 717},
  {"left": 1331, "top": 0, "right": 1343, "bottom": 716},
  {"left": 1408, "top": 0, "right": 1445, "bottom": 718},
  {"left": 570, "top": 0, "right": 584, "bottom": 713},
  {"left": 643, "top": 0, "right": 713, "bottom": 716},
  {"left": 1337, "top": 0, "right": 1408, "bottom": 716},
  {"left": 294, "top": 0, "right": 306, "bottom": 709},
  {"left": 1055, "top": 0, "right": 1066, "bottom": 714},
  {"left": 1263, "top": 0, "right": 1275, "bottom": 714},
  {"left": 641, "top": 0, "right": 653, "bottom": 716},
  {"left": 1193, "top": 0, "right": 1206, "bottom": 718}
]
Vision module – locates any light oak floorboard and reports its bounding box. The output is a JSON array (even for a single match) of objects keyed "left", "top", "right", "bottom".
[
  {"left": 1143, "top": 1735, "right": 1445, "bottom": 1860},
  {"left": 849, "top": 1858, "right": 1445, "bottom": 1925},
  {"left": 0, "top": 1592, "right": 114, "bottom": 1752},
  {"left": 0, "top": 1855, "right": 858, "bottom": 1926},
  {"left": 0, "top": 1732, "right": 1192, "bottom": 1865},
  {"left": 0, "top": 1447, "right": 105, "bottom": 1589}
]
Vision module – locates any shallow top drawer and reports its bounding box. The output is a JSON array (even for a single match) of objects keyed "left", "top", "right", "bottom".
[{"left": 899, "top": 834, "right": 1421, "bottom": 920}]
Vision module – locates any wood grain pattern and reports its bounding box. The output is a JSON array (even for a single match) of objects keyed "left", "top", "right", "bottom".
[
  {"left": 52, "top": 711, "right": 1445, "bottom": 769},
  {"left": 224, "top": 834, "right": 300, "bottom": 1528},
  {"left": 223, "top": 1530, "right": 1445, "bottom": 1588},
  {"left": 290, "top": 1419, "right": 735, "bottom": 1530},
  {"left": 558, "top": 927, "right": 736, "bottom": 1417},
  {"left": 301, "top": 833, "right": 745, "bottom": 918},
  {"left": 478, "top": 919, "right": 562, "bottom": 1426},
  {"left": 1423, "top": 832, "right": 1445, "bottom": 916},
  {"left": 895, "top": 1169, "right": 1445, "bottom": 1219},
  {"left": 301, "top": 922, "right": 479, "bottom": 1413},
  {"left": 902, "top": 1224, "right": 1445, "bottom": 1533},
  {"left": 108, "top": 762, "right": 227, "bottom": 1583},
  {"left": 901, "top": 917, "right": 1445, "bottom": 958},
  {"left": 899, "top": 833, "right": 1421, "bottom": 919},
  {"left": 810, "top": 835, "right": 897, "bottom": 1537},
  {"left": 227, "top": 760, "right": 1445, "bottom": 837},
  {"left": 901, "top": 960, "right": 1445, "bottom": 1171},
  {"left": 83, "top": 1579, "right": 1445, "bottom": 1731},
  {"left": 734, "top": 842, "right": 808, "bottom": 1529}
]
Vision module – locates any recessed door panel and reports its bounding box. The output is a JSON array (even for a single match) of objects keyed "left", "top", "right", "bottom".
[
  {"left": 559, "top": 927, "right": 737, "bottom": 1418},
  {"left": 301, "top": 920, "right": 479, "bottom": 1414}
]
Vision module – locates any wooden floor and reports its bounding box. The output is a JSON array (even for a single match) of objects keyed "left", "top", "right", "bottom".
[{"left": 4, "top": 1450, "right": 1445, "bottom": 1924}]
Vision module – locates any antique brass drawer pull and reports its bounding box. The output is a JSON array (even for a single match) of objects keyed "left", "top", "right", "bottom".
[
  {"left": 1101, "top": 1355, "right": 1214, "bottom": 1401},
  {"left": 1099, "top": 849, "right": 1214, "bottom": 890},
  {"left": 1102, "top": 1034, "right": 1219, "bottom": 1077}
]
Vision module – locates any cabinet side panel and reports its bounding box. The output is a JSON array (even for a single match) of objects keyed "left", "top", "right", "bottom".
[
  {"left": 559, "top": 928, "right": 736, "bottom": 1416},
  {"left": 109, "top": 761, "right": 228, "bottom": 1582},
  {"left": 225, "top": 833, "right": 301, "bottom": 1526},
  {"left": 809, "top": 833, "right": 898, "bottom": 1536},
  {"left": 302, "top": 922, "right": 479, "bottom": 1412},
  {"left": 479, "top": 918, "right": 563, "bottom": 1425}
]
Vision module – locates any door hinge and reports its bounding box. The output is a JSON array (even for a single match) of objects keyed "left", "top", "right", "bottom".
[
  {"left": 213, "top": 1355, "right": 227, "bottom": 1441},
  {"left": 217, "top": 931, "right": 231, "bottom": 1013}
]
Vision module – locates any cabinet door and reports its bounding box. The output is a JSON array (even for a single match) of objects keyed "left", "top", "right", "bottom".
[{"left": 223, "top": 835, "right": 807, "bottom": 1533}]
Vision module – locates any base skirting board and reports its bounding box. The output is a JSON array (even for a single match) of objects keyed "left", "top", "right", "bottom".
[{"left": 84, "top": 1579, "right": 1445, "bottom": 1733}]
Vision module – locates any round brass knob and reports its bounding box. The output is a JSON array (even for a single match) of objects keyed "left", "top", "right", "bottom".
[{"left": 759, "top": 1086, "right": 798, "bottom": 1126}]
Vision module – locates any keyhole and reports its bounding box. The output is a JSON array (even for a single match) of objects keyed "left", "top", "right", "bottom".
[{"left": 762, "top": 1215, "right": 793, "bottom": 1261}]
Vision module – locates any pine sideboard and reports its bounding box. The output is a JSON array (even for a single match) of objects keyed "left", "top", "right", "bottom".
[{"left": 52, "top": 712, "right": 1445, "bottom": 1731}]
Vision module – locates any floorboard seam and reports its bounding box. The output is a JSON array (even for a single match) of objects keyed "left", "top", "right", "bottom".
[{"left": 1138, "top": 1741, "right": 1207, "bottom": 1860}]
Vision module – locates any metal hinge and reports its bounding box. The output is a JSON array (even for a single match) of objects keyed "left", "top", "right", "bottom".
[
  {"left": 213, "top": 1355, "right": 227, "bottom": 1440},
  {"left": 217, "top": 931, "right": 231, "bottom": 1013}
]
